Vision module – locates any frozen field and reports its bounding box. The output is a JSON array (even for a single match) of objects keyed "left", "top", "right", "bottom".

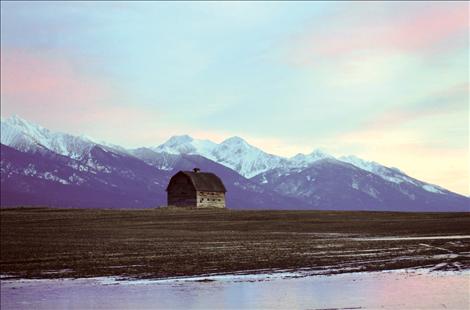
[
  {"left": 2, "top": 209, "right": 470, "bottom": 279},
  {"left": 1, "top": 270, "right": 469, "bottom": 310},
  {"left": 2, "top": 209, "right": 469, "bottom": 309}
]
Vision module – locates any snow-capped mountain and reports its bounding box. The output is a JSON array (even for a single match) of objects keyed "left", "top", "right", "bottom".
[
  {"left": 1, "top": 115, "right": 468, "bottom": 211},
  {"left": 1, "top": 143, "right": 302, "bottom": 210},
  {"left": 289, "top": 149, "right": 333, "bottom": 168},
  {"left": 130, "top": 147, "right": 179, "bottom": 170},
  {"left": 0, "top": 117, "right": 304, "bottom": 209},
  {"left": 1, "top": 115, "right": 132, "bottom": 159},
  {"left": 338, "top": 155, "right": 446, "bottom": 195},
  {"left": 152, "top": 135, "right": 218, "bottom": 156},
  {"left": 152, "top": 135, "right": 290, "bottom": 178},
  {"left": 152, "top": 134, "right": 451, "bottom": 196},
  {"left": 1, "top": 115, "right": 97, "bottom": 159},
  {"left": 1, "top": 143, "right": 169, "bottom": 208},
  {"left": 210, "top": 137, "right": 290, "bottom": 178},
  {"left": 251, "top": 158, "right": 469, "bottom": 212},
  {"left": 151, "top": 135, "right": 335, "bottom": 178}
]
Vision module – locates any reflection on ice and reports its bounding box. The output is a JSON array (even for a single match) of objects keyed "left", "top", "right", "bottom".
[
  {"left": 352, "top": 235, "right": 470, "bottom": 241},
  {"left": 1, "top": 270, "right": 469, "bottom": 310}
]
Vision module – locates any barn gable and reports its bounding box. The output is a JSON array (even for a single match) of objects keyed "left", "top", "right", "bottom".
[{"left": 166, "top": 171, "right": 226, "bottom": 193}]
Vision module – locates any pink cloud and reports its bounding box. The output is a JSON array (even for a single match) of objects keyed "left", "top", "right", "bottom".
[
  {"left": 392, "top": 4, "right": 468, "bottom": 51},
  {"left": 0, "top": 47, "right": 164, "bottom": 145},
  {"left": 1, "top": 48, "right": 111, "bottom": 108},
  {"left": 0, "top": 47, "right": 122, "bottom": 132},
  {"left": 288, "top": 3, "right": 468, "bottom": 63},
  {"left": 356, "top": 84, "right": 469, "bottom": 131}
]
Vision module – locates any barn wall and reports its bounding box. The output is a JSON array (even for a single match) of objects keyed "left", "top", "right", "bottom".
[
  {"left": 196, "top": 191, "right": 225, "bottom": 209},
  {"left": 167, "top": 174, "right": 197, "bottom": 207}
]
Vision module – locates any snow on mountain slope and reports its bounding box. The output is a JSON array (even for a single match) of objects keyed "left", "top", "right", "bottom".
[
  {"left": 0, "top": 115, "right": 131, "bottom": 159},
  {"left": 85, "top": 136, "right": 131, "bottom": 156},
  {"left": 151, "top": 135, "right": 459, "bottom": 197},
  {"left": 152, "top": 135, "right": 218, "bottom": 156},
  {"left": 1, "top": 143, "right": 307, "bottom": 210},
  {"left": 152, "top": 135, "right": 290, "bottom": 178},
  {"left": 251, "top": 158, "right": 469, "bottom": 212},
  {"left": 1, "top": 143, "right": 169, "bottom": 208},
  {"left": 1, "top": 119, "right": 49, "bottom": 154},
  {"left": 153, "top": 135, "right": 396, "bottom": 179},
  {"left": 1, "top": 115, "right": 96, "bottom": 159},
  {"left": 151, "top": 135, "right": 335, "bottom": 178},
  {"left": 2, "top": 116, "right": 466, "bottom": 211},
  {"left": 130, "top": 147, "right": 180, "bottom": 170},
  {"left": 210, "top": 137, "right": 289, "bottom": 178},
  {"left": 338, "top": 155, "right": 446, "bottom": 195},
  {"left": 289, "top": 149, "right": 333, "bottom": 168}
]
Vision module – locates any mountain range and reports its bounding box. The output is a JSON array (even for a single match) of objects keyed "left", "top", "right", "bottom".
[{"left": 1, "top": 115, "right": 468, "bottom": 211}]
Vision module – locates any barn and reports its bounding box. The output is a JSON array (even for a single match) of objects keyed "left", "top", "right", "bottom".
[{"left": 166, "top": 168, "right": 227, "bottom": 208}]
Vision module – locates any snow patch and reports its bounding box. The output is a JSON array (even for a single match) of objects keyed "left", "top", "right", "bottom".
[{"left": 422, "top": 184, "right": 445, "bottom": 195}]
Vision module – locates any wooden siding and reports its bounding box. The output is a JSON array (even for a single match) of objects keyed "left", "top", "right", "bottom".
[
  {"left": 196, "top": 191, "right": 225, "bottom": 209},
  {"left": 167, "top": 173, "right": 197, "bottom": 208}
]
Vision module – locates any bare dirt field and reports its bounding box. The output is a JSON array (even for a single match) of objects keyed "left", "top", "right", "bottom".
[{"left": 1, "top": 207, "right": 469, "bottom": 279}]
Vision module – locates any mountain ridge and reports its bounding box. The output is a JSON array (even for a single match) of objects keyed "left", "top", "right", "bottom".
[{"left": 1, "top": 115, "right": 468, "bottom": 211}]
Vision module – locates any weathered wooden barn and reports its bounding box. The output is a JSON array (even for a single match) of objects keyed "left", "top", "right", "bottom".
[{"left": 166, "top": 168, "right": 227, "bottom": 208}]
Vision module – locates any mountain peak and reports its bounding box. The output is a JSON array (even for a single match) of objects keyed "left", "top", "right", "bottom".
[
  {"left": 4, "top": 114, "right": 40, "bottom": 128},
  {"left": 2, "top": 115, "right": 51, "bottom": 140},
  {"left": 312, "top": 147, "right": 327, "bottom": 153},
  {"left": 221, "top": 136, "right": 248, "bottom": 145},
  {"left": 3, "top": 115, "right": 467, "bottom": 209},
  {"left": 1, "top": 115, "right": 100, "bottom": 159},
  {"left": 165, "top": 135, "right": 194, "bottom": 144},
  {"left": 7, "top": 114, "right": 26, "bottom": 122},
  {"left": 153, "top": 134, "right": 217, "bottom": 156},
  {"left": 289, "top": 149, "right": 332, "bottom": 167},
  {"left": 309, "top": 148, "right": 332, "bottom": 157}
]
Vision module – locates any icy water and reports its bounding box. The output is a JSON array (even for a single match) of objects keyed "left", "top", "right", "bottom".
[
  {"left": 352, "top": 235, "right": 470, "bottom": 241},
  {"left": 1, "top": 270, "right": 469, "bottom": 310}
]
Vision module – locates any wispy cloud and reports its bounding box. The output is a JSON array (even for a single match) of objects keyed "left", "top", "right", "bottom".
[
  {"left": 1, "top": 48, "right": 110, "bottom": 107},
  {"left": 357, "top": 84, "right": 469, "bottom": 131},
  {"left": 0, "top": 48, "right": 168, "bottom": 145},
  {"left": 0, "top": 2, "right": 468, "bottom": 194},
  {"left": 286, "top": 2, "right": 468, "bottom": 64}
]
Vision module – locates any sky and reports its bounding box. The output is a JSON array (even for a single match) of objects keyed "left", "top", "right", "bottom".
[{"left": 0, "top": 1, "right": 468, "bottom": 195}]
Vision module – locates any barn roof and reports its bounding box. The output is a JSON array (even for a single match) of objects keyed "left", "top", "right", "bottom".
[{"left": 167, "top": 170, "right": 227, "bottom": 192}]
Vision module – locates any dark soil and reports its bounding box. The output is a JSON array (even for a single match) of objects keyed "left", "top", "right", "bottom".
[{"left": 1, "top": 207, "right": 469, "bottom": 279}]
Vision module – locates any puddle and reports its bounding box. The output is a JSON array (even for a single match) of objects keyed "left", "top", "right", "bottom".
[{"left": 1, "top": 270, "right": 469, "bottom": 309}]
